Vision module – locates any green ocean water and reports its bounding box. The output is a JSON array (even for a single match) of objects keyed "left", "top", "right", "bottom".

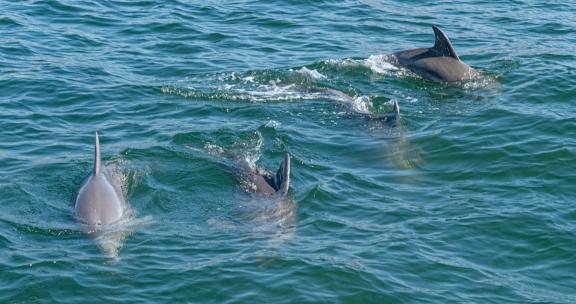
[{"left": 1, "top": 0, "right": 575, "bottom": 303}]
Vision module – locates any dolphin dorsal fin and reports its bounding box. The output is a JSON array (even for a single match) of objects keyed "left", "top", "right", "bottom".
[
  {"left": 94, "top": 132, "right": 101, "bottom": 176},
  {"left": 393, "top": 100, "right": 400, "bottom": 118},
  {"left": 385, "top": 101, "right": 401, "bottom": 127},
  {"left": 274, "top": 153, "right": 291, "bottom": 195},
  {"left": 432, "top": 25, "right": 460, "bottom": 60}
]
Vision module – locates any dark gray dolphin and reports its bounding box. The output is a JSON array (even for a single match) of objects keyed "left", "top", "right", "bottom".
[
  {"left": 239, "top": 153, "right": 291, "bottom": 196},
  {"left": 75, "top": 132, "right": 125, "bottom": 227},
  {"left": 392, "top": 25, "right": 477, "bottom": 83},
  {"left": 235, "top": 152, "right": 296, "bottom": 238}
]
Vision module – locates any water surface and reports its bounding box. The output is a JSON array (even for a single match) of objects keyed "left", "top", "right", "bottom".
[{"left": 1, "top": 0, "right": 575, "bottom": 303}]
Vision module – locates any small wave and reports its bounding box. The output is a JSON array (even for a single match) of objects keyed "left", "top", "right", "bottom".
[
  {"left": 363, "top": 54, "right": 401, "bottom": 74},
  {"left": 462, "top": 72, "right": 499, "bottom": 91},
  {"left": 293, "top": 67, "right": 327, "bottom": 80},
  {"left": 162, "top": 65, "right": 408, "bottom": 117},
  {"left": 204, "top": 143, "right": 226, "bottom": 157},
  {"left": 320, "top": 55, "right": 413, "bottom": 82},
  {"left": 193, "top": 130, "right": 264, "bottom": 171},
  {"left": 349, "top": 96, "right": 372, "bottom": 115},
  {"left": 265, "top": 120, "right": 280, "bottom": 128},
  {"left": 322, "top": 55, "right": 400, "bottom": 75},
  {"left": 163, "top": 81, "right": 326, "bottom": 103}
]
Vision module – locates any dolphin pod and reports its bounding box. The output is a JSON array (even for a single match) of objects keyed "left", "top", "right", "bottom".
[
  {"left": 75, "top": 132, "right": 126, "bottom": 227},
  {"left": 70, "top": 25, "right": 474, "bottom": 255},
  {"left": 392, "top": 25, "right": 477, "bottom": 83}
]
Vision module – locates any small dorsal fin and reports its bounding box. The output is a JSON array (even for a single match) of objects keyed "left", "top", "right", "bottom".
[
  {"left": 393, "top": 100, "right": 400, "bottom": 118},
  {"left": 274, "top": 153, "right": 291, "bottom": 195},
  {"left": 386, "top": 101, "right": 401, "bottom": 127},
  {"left": 94, "top": 132, "right": 101, "bottom": 176},
  {"left": 432, "top": 25, "right": 460, "bottom": 60}
]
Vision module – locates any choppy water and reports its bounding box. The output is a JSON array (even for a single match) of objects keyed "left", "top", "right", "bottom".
[{"left": 1, "top": 1, "right": 575, "bottom": 303}]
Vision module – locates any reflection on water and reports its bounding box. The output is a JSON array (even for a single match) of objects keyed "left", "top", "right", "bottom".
[
  {"left": 237, "top": 194, "right": 298, "bottom": 248},
  {"left": 78, "top": 214, "right": 153, "bottom": 261}
]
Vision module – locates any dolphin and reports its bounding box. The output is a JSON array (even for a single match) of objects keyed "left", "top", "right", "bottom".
[
  {"left": 203, "top": 149, "right": 296, "bottom": 243},
  {"left": 239, "top": 152, "right": 291, "bottom": 196},
  {"left": 235, "top": 152, "right": 296, "bottom": 240},
  {"left": 392, "top": 25, "right": 477, "bottom": 83},
  {"left": 306, "top": 87, "right": 401, "bottom": 126},
  {"left": 75, "top": 132, "right": 125, "bottom": 227},
  {"left": 371, "top": 100, "right": 400, "bottom": 127}
]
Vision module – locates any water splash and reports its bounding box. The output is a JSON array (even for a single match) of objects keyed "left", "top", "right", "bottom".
[
  {"left": 363, "top": 54, "right": 401, "bottom": 75},
  {"left": 293, "top": 67, "right": 327, "bottom": 80}
]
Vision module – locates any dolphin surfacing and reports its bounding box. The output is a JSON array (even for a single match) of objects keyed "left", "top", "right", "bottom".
[
  {"left": 392, "top": 25, "right": 477, "bottom": 83},
  {"left": 307, "top": 87, "right": 401, "bottom": 126},
  {"left": 241, "top": 153, "right": 291, "bottom": 196},
  {"left": 75, "top": 132, "right": 125, "bottom": 227}
]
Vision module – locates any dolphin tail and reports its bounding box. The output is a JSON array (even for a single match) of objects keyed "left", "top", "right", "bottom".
[
  {"left": 274, "top": 153, "right": 291, "bottom": 195},
  {"left": 431, "top": 25, "right": 460, "bottom": 60},
  {"left": 94, "top": 132, "right": 101, "bottom": 176}
]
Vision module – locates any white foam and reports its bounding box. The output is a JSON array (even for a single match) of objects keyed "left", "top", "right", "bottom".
[
  {"left": 325, "top": 88, "right": 373, "bottom": 115},
  {"left": 204, "top": 143, "right": 225, "bottom": 156},
  {"left": 233, "top": 83, "right": 324, "bottom": 102},
  {"left": 351, "top": 96, "right": 372, "bottom": 114},
  {"left": 363, "top": 54, "right": 399, "bottom": 74},
  {"left": 462, "top": 72, "right": 497, "bottom": 90},
  {"left": 294, "top": 67, "right": 327, "bottom": 80},
  {"left": 265, "top": 120, "right": 280, "bottom": 128},
  {"left": 242, "top": 76, "right": 255, "bottom": 83},
  {"left": 244, "top": 131, "right": 263, "bottom": 167}
]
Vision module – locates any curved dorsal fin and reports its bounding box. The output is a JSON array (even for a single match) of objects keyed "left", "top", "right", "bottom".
[
  {"left": 94, "top": 132, "right": 101, "bottom": 176},
  {"left": 393, "top": 100, "right": 400, "bottom": 118},
  {"left": 432, "top": 25, "right": 460, "bottom": 60},
  {"left": 274, "top": 153, "right": 291, "bottom": 195}
]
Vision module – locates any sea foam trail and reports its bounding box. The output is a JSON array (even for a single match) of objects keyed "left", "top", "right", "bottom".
[{"left": 162, "top": 67, "right": 378, "bottom": 115}]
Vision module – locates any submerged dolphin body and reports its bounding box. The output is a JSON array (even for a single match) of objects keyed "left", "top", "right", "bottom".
[
  {"left": 239, "top": 152, "right": 291, "bottom": 196},
  {"left": 392, "top": 25, "right": 477, "bottom": 83},
  {"left": 75, "top": 132, "right": 125, "bottom": 227},
  {"left": 203, "top": 149, "right": 296, "bottom": 245},
  {"left": 308, "top": 87, "right": 401, "bottom": 127},
  {"left": 235, "top": 152, "right": 296, "bottom": 242}
]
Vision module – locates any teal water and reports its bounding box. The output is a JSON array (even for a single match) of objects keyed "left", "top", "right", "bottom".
[{"left": 1, "top": 1, "right": 575, "bottom": 303}]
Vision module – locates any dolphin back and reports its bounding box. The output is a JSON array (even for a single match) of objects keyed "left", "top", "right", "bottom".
[
  {"left": 392, "top": 25, "right": 476, "bottom": 83},
  {"left": 75, "top": 133, "right": 125, "bottom": 226}
]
